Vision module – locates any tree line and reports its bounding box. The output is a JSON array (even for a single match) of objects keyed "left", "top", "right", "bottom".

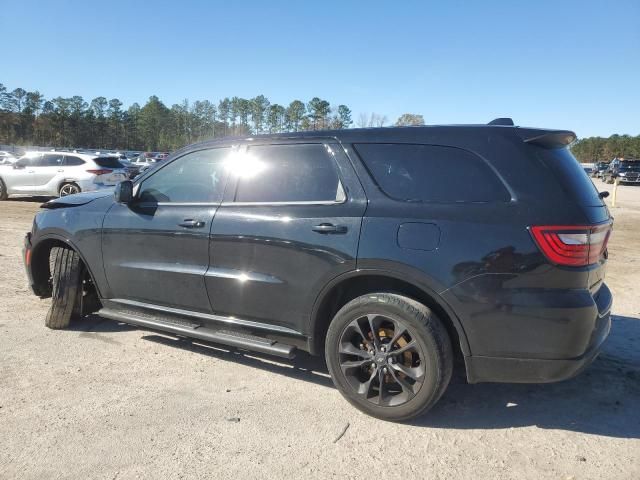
[
  {"left": 571, "top": 134, "right": 640, "bottom": 163},
  {"left": 0, "top": 83, "right": 361, "bottom": 151}
]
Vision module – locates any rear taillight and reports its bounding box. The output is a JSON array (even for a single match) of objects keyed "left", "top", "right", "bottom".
[
  {"left": 530, "top": 223, "right": 612, "bottom": 266},
  {"left": 86, "top": 169, "right": 112, "bottom": 175}
]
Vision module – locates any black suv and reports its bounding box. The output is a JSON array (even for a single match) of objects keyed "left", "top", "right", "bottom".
[
  {"left": 24, "top": 119, "right": 613, "bottom": 421},
  {"left": 602, "top": 159, "right": 640, "bottom": 184},
  {"left": 592, "top": 161, "right": 609, "bottom": 178}
]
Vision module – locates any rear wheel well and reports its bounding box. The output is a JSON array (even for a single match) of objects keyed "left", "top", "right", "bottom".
[
  {"left": 311, "top": 275, "right": 464, "bottom": 363},
  {"left": 58, "top": 181, "right": 81, "bottom": 195}
]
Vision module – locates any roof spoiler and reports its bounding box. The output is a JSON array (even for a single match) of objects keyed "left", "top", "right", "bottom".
[
  {"left": 488, "top": 117, "right": 514, "bottom": 126},
  {"left": 518, "top": 128, "right": 577, "bottom": 148}
]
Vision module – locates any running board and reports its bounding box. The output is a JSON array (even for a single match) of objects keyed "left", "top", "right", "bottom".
[{"left": 98, "top": 307, "right": 296, "bottom": 359}]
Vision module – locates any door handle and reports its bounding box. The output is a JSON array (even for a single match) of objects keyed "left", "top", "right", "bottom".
[
  {"left": 312, "top": 223, "right": 347, "bottom": 234},
  {"left": 57, "top": 169, "right": 64, "bottom": 172},
  {"left": 28, "top": 170, "right": 35, "bottom": 173},
  {"left": 178, "top": 219, "right": 205, "bottom": 228}
]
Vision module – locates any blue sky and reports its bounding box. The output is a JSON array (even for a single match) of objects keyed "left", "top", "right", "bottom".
[{"left": 2, "top": 0, "right": 638, "bottom": 137}]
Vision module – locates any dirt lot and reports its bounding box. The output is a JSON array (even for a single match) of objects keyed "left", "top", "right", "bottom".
[{"left": 1, "top": 179, "right": 639, "bottom": 480}]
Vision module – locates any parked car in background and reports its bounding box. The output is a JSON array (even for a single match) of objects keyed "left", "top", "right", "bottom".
[
  {"left": 132, "top": 152, "right": 168, "bottom": 174},
  {"left": 592, "top": 161, "right": 609, "bottom": 178},
  {"left": 602, "top": 159, "right": 640, "bottom": 184},
  {"left": 23, "top": 119, "right": 613, "bottom": 421},
  {"left": 0, "top": 152, "right": 127, "bottom": 199},
  {"left": 114, "top": 157, "right": 141, "bottom": 179}
]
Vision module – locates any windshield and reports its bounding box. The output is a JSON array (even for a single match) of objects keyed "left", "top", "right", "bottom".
[{"left": 620, "top": 163, "right": 640, "bottom": 171}]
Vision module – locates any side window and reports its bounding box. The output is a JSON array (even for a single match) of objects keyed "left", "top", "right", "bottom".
[
  {"left": 64, "top": 156, "right": 85, "bottom": 166},
  {"left": 16, "top": 157, "right": 34, "bottom": 168},
  {"left": 354, "top": 143, "right": 510, "bottom": 203},
  {"left": 34, "top": 154, "right": 64, "bottom": 167},
  {"left": 234, "top": 144, "right": 342, "bottom": 203},
  {"left": 138, "top": 148, "right": 229, "bottom": 203}
]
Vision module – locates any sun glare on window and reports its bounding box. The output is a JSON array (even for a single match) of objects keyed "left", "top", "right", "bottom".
[{"left": 224, "top": 151, "right": 266, "bottom": 179}]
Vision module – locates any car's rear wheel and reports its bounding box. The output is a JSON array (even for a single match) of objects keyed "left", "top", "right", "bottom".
[
  {"left": 0, "top": 178, "right": 7, "bottom": 200},
  {"left": 45, "top": 246, "right": 82, "bottom": 329},
  {"left": 59, "top": 182, "right": 81, "bottom": 197},
  {"left": 325, "top": 293, "right": 453, "bottom": 421}
]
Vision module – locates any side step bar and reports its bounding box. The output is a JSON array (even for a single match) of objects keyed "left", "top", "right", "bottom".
[{"left": 98, "top": 308, "right": 296, "bottom": 359}]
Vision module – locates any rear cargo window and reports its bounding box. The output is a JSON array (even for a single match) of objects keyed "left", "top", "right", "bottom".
[
  {"left": 93, "top": 157, "right": 124, "bottom": 169},
  {"left": 354, "top": 143, "right": 510, "bottom": 203},
  {"left": 537, "top": 148, "right": 603, "bottom": 207}
]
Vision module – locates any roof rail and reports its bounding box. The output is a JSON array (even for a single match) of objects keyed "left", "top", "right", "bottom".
[{"left": 488, "top": 117, "right": 514, "bottom": 126}]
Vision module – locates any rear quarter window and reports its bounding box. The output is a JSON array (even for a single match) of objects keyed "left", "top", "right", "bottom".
[
  {"left": 64, "top": 156, "right": 86, "bottom": 166},
  {"left": 354, "top": 143, "right": 510, "bottom": 203},
  {"left": 536, "top": 148, "right": 603, "bottom": 207}
]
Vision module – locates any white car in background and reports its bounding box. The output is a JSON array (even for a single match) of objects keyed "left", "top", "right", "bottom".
[{"left": 0, "top": 151, "right": 127, "bottom": 199}]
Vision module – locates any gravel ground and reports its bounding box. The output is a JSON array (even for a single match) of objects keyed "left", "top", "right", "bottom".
[{"left": 1, "top": 179, "right": 639, "bottom": 480}]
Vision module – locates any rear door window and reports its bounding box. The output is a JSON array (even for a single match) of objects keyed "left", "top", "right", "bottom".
[
  {"left": 354, "top": 143, "right": 510, "bottom": 203},
  {"left": 234, "top": 144, "right": 343, "bottom": 203},
  {"left": 35, "top": 154, "right": 64, "bottom": 167}
]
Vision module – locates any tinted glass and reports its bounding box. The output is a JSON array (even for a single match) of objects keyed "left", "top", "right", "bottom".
[
  {"left": 235, "top": 144, "right": 341, "bottom": 203},
  {"left": 16, "top": 157, "right": 33, "bottom": 167},
  {"left": 355, "top": 143, "right": 510, "bottom": 203},
  {"left": 64, "top": 156, "right": 86, "bottom": 166},
  {"left": 139, "top": 148, "right": 229, "bottom": 203},
  {"left": 35, "top": 154, "right": 64, "bottom": 167},
  {"left": 94, "top": 157, "right": 124, "bottom": 168},
  {"left": 620, "top": 162, "right": 640, "bottom": 170},
  {"left": 536, "top": 148, "right": 603, "bottom": 207}
]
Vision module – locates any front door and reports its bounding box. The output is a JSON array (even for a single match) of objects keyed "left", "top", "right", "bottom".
[
  {"left": 6, "top": 156, "right": 36, "bottom": 193},
  {"left": 206, "top": 141, "right": 367, "bottom": 334},
  {"left": 102, "top": 147, "right": 231, "bottom": 312}
]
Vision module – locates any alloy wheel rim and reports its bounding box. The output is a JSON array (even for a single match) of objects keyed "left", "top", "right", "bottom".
[
  {"left": 60, "top": 184, "right": 79, "bottom": 196},
  {"left": 338, "top": 314, "right": 426, "bottom": 407}
]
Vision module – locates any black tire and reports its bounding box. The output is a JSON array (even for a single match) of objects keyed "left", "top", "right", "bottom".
[
  {"left": 59, "top": 182, "right": 81, "bottom": 197},
  {"left": 0, "top": 178, "right": 7, "bottom": 200},
  {"left": 325, "top": 293, "right": 453, "bottom": 421},
  {"left": 45, "top": 246, "right": 82, "bottom": 329}
]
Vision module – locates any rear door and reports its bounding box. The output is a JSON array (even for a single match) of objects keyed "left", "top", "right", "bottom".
[
  {"left": 32, "top": 153, "right": 65, "bottom": 187},
  {"left": 206, "top": 141, "right": 367, "bottom": 334},
  {"left": 102, "top": 147, "right": 231, "bottom": 312}
]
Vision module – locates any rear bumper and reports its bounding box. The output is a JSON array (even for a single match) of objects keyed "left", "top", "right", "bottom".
[
  {"left": 465, "top": 312, "right": 610, "bottom": 383},
  {"left": 464, "top": 284, "right": 612, "bottom": 383},
  {"left": 76, "top": 180, "right": 116, "bottom": 193}
]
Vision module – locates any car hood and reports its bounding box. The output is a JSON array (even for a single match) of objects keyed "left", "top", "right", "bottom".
[{"left": 41, "top": 189, "right": 114, "bottom": 209}]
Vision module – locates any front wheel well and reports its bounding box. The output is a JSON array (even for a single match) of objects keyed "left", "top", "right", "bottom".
[
  {"left": 310, "top": 274, "right": 465, "bottom": 363},
  {"left": 31, "top": 239, "right": 97, "bottom": 304}
]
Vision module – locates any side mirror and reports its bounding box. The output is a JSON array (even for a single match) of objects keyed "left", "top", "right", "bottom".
[
  {"left": 599, "top": 191, "right": 610, "bottom": 199},
  {"left": 114, "top": 180, "right": 134, "bottom": 203},
  {"left": 13, "top": 163, "right": 25, "bottom": 169}
]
